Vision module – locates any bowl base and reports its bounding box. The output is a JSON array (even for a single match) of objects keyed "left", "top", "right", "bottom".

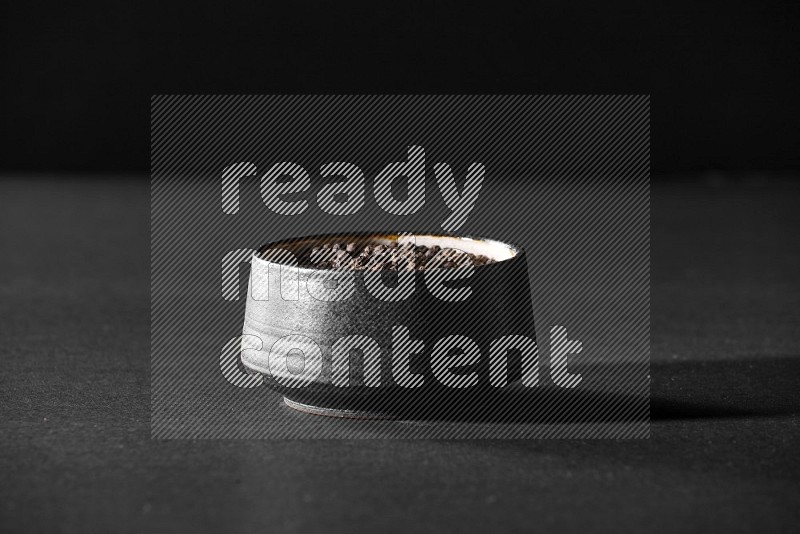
[{"left": 283, "top": 397, "right": 395, "bottom": 420}]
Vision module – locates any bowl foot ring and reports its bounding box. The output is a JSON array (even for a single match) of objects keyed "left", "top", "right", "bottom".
[{"left": 283, "top": 397, "right": 395, "bottom": 420}]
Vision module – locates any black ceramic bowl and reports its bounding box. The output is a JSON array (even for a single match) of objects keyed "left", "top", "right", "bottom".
[{"left": 240, "top": 232, "right": 536, "bottom": 419}]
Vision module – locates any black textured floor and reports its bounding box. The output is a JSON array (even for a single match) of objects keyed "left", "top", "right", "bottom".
[{"left": 1, "top": 176, "right": 798, "bottom": 533}]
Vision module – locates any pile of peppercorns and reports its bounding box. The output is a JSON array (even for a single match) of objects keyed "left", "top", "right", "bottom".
[{"left": 303, "top": 242, "right": 494, "bottom": 271}]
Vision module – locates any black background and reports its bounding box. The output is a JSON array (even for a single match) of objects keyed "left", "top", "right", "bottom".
[
  {"left": 2, "top": 0, "right": 799, "bottom": 174},
  {"left": 2, "top": 2, "right": 800, "bottom": 533}
]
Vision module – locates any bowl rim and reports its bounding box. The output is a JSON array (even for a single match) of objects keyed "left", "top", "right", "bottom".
[{"left": 251, "top": 231, "right": 526, "bottom": 272}]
